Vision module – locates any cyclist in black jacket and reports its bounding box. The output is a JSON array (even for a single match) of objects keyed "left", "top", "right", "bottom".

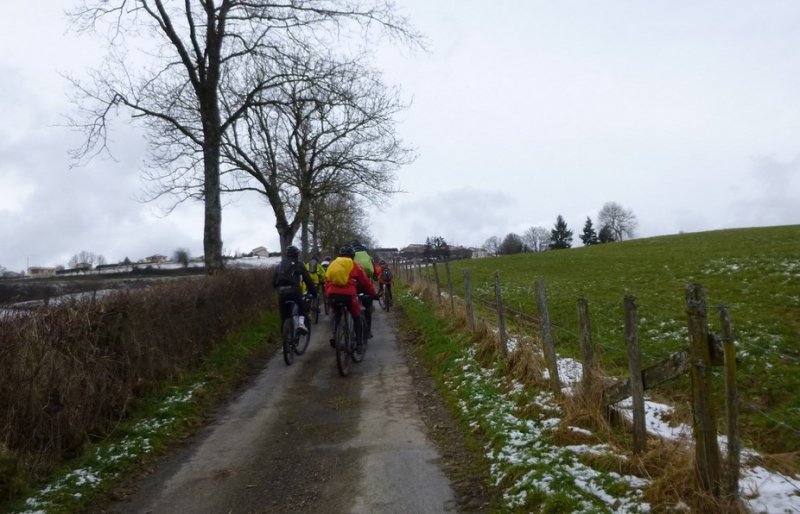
[{"left": 273, "top": 246, "right": 317, "bottom": 334}]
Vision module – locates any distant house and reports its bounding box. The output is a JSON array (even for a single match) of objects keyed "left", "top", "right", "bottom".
[
  {"left": 145, "top": 254, "right": 168, "bottom": 264},
  {"left": 28, "top": 267, "right": 57, "bottom": 278},
  {"left": 251, "top": 246, "right": 268, "bottom": 257},
  {"left": 74, "top": 262, "right": 93, "bottom": 271},
  {"left": 469, "top": 247, "right": 489, "bottom": 259}
]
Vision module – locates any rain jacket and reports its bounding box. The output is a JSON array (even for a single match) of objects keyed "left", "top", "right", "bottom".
[
  {"left": 353, "top": 249, "right": 374, "bottom": 277},
  {"left": 325, "top": 257, "right": 376, "bottom": 297}
]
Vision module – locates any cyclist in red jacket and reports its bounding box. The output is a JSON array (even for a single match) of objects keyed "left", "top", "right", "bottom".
[{"left": 325, "top": 246, "right": 376, "bottom": 346}]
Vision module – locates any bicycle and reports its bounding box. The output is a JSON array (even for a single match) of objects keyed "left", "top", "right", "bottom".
[
  {"left": 377, "top": 283, "right": 393, "bottom": 312},
  {"left": 281, "top": 294, "right": 312, "bottom": 366},
  {"left": 331, "top": 294, "right": 367, "bottom": 376},
  {"left": 310, "top": 291, "right": 321, "bottom": 325}
]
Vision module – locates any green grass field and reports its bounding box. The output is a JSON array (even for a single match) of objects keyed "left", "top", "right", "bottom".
[{"left": 437, "top": 225, "right": 800, "bottom": 456}]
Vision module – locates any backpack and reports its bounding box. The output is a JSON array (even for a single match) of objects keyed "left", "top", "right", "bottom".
[
  {"left": 275, "top": 260, "right": 300, "bottom": 287},
  {"left": 326, "top": 257, "right": 354, "bottom": 287},
  {"left": 381, "top": 266, "right": 393, "bottom": 282}
]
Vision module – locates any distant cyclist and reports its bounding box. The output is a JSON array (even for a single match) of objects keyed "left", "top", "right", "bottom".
[
  {"left": 273, "top": 246, "right": 317, "bottom": 335},
  {"left": 376, "top": 259, "right": 393, "bottom": 303}
]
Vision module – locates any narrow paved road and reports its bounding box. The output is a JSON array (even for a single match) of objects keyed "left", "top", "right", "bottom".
[{"left": 106, "top": 306, "right": 458, "bottom": 514}]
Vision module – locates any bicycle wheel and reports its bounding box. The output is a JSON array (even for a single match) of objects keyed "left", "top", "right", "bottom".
[
  {"left": 351, "top": 315, "right": 367, "bottom": 363},
  {"left": 377, "top": 286, "right": 387, "bottom": 311},
  {"left": 322, "top": 290, "right": 329, "bottom": 316},
  {"left": 295, "top": 316, "right": 311, "bottom": 355},
  {"left": 386, "top": 288, "right": 392, "bottom": 312},
  {"left": 282, "top": 318, "right": 295, "bottom": 366},
  {"left": 335, "top": 314, "right": 352, "bottom": 376},
  {"left": 311, "top": 295, "right": 320, "bottom": 325}
]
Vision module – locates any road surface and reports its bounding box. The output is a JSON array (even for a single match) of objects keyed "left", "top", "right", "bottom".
[{"left": 104, "top": 305, "right": 459, "bottom": 513}]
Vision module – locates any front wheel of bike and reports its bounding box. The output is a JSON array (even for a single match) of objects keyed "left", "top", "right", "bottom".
[
  {"left": 378, "top": 288, "right": 386, "bottom": 311},
  {"left": 335, "top": 315, "right": 352, "bottom": 376},
  {"left": 282, "top": 318, "right": 295, "bottom": 366},
  {"left": 295, "top": 316, "right": 311, "bottom": 355}
]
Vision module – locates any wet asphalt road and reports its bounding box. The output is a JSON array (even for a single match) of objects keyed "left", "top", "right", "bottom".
[{"left": 106, "top": 306, "right": 458, "bottom": 514}]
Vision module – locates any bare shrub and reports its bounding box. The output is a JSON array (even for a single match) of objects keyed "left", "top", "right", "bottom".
[{"left": 0, "top": 269, "right": 274, "bottom": 487}]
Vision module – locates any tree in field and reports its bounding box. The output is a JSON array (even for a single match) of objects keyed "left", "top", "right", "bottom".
[
  {"left": 482, "top": 236, "right": 500, "bottom": 256},
  {"left": 424, "top": 236, "right": 449, "bottom": 260},
  {"left": 550, "top": 215, "right": 573, "bottom": 250},
  {"left": 598, "top": 202, "right": 638, "bottom": 241},
  {"left": 522, "top": 226, "right": 551, "bottom": 252},
  {"left": 598, "top": 224, "right": 616, "bottom": 243},
  {"left": 67, "top": 1, "right": 417, "bottom": 272},
  {"left": 498, "top": 233, "right": 524, "bottom": 255},
  {"left": 223, "top": 52, "right": 413, "bottom": 255},
  {"left": 173, "top": 248, "right": 191, "bottom": 268},
  {"left": 68, "top": 251, "right": 106, "bottom": 268},
  {"left": 309, "top": 193, "right": 374, "bottom": 258},
  {"left": 579, "top": 217, "right": 599, "bottom": 246}
]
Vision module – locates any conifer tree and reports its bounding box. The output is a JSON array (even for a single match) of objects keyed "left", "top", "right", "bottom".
[
  {"left": 550, "top": 215, "right": 573, "bottom": 249},
  {"left": 579, "top": 216, "right": 599, "bottom": 246}
]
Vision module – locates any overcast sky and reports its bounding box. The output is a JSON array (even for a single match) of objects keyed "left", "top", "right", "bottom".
[{"left": 2, "top": 1, "right": 799, "bottom": 272}]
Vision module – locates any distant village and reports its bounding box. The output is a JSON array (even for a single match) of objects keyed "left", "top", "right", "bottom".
[{"left": 2, "top": 243, "right": 488, "bottom": 280}]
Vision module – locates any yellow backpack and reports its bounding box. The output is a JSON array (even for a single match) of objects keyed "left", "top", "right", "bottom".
[{"left": 326, "top": 257, "right": 354, "bottom": 286}]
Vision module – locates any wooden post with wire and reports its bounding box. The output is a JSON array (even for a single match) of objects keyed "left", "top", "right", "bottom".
[
  {"left": 719, "top": 305, "right": 740, "bottom": 500},
  {"left": 686, "top": 283, "right": 723, "bottom": 496},
  {"left": 494, "top": 272, "right": 509, "bottom": 356},
  {"left": 624, "top": 295, "right": 647, "bottom": 455},
  {"left": 464, "top": 271, "right": 475, "bottom": 331},
  {"left": 535, "top": 278, "right": 561, "bottom": 397},
  {"left": 577, "top": 297, "right": 596, "bottom": 392},
  {"left": 445, "top": 260, "right": 455, "bottom": 313},
  {"left": 433, "top": 262, "right": 442, "bottom": 301}
]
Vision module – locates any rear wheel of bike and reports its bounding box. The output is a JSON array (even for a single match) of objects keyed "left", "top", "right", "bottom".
[
  {"left": 335, "top": 315, "right": 352, "bottom": 376},
  {"left": 311, "top": 295, "right": 320, "bottom": 325},
  {"left": 282, "top": 318, "right": 295, "bottom": 366},
  {"left": 351, "top": 315, "right": 367, "bottom": 363},
  {"left": 295, "top": 316, "right": 311, "bottom": 355}
]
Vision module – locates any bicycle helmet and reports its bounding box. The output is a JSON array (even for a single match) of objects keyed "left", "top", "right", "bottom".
[
  {"left": 351, "top": 240, "right": 367, "bottom": 252},
  {"left": 339, "top": 245, "right": 355, "bottom": 258},
  {"left": 287, "top": 246, "right": 300, "bottom": 259}
]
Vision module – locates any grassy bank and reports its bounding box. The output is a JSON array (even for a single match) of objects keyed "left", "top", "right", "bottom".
[{"left": 433, "top": 225, "right": 799, "bottom": 456}]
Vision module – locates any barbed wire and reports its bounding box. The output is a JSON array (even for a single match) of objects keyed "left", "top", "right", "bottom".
[{"left": 739, "top": 399, "right": 800, "bottom": 436}]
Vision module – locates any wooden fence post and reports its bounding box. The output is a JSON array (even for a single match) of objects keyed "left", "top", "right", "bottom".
[
  {"left": 577, "top": 298, "right": 596, "bottom": 392},
  {"left": 494, "top": 272, "right": 508, "bottom": 356},
  {"left": 686, "top": 283, "right": 723, "bottom": 496},
  {"left": 445, "top": 260, "right": 455, "bottom": 314},
  {"left": 719, "top": 305, "right": 740, "bottom": 500},
  {"left": 624, "top": 295, "right": 647, "bottom": 455},
  {"left": 464, "top": 271, "right": 475, "bottom": 331},
  {"left": 433, "top": 262, "right": 442, "bottom": 301},
  {"left": 535, "top": 278, "right": 561, "bottom": 397}
]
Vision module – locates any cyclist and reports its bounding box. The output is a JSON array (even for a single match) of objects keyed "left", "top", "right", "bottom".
[
  {"left": 376, "top": 259, "right": 393, "bottom": 303},
  {"left": 325, "top": 246, "right": 376, "bottom": 347},
  {"left": 305, "top": 254, "right": 326, "bottom": 316},
  {"left": 320, "top": 256, "right": 332, "bottom": 271},
  {"left": 273, "top": 246, "right": 317, "bottom": 335},
  {"left": 351, "top": 241, "right": 375, "bottom": 337}
]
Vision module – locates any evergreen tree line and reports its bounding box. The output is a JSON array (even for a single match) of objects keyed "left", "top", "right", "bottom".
[{"left": 482, "top": 201, "right": 638, "bottom": 255}]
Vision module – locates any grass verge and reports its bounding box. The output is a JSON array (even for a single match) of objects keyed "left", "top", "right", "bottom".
[{"left": 3, "top": 309, "right": 281, "bottom": 514}]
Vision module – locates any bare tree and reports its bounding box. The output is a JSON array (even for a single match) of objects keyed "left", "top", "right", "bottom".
[
  {"left": 173, "top": 248, "right": 191, "bottom": 268},
  {"left": 482, "top": 236, "right": 500, "bottom": 256},
  {"left": 308, "top": 192, "right": 374, "bottom": 258},
  {"left": 221, "top": 52, "right": 413, "bottom": 255},
  {"left": 522, "top": 226, "right": 551, "bottom": 252},
  {"left": 67, "top": 1, "right": 418, "bottom": 272},
  {"left": 68, "top": 251, "right": 106, "bottom": 268},
  {"left": 498, "top": 233, "right": 524, "bottom": 255},
  {"left": 598, "top": 202, "right": 638, "bottom": 241}
]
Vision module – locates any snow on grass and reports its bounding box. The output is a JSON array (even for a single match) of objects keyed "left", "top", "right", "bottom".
[
  {"left": 15, "top": 382, "right": 205, "bottom": 514},
  {"left": 450, "top": 346, "right": 650, "bottom": 512}
]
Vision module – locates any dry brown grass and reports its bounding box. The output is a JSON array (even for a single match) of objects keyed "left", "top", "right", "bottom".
[{"left": 0, "top": 268, "right": 274, "bottom": 495}]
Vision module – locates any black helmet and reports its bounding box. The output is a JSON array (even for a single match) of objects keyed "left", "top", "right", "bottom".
[
  {"left": 339, "top": 245, "right": 355, "bottom": 257},
  {"left": 287, "top": 246, "right": 300, "bottom": 259},
  {"left": 352, "top": 240, "right": 366, "bottom": 252}
]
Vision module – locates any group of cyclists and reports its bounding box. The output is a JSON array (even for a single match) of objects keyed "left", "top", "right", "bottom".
[{"left": 272, "top": 241, "right": 394, "bottom": 350}]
